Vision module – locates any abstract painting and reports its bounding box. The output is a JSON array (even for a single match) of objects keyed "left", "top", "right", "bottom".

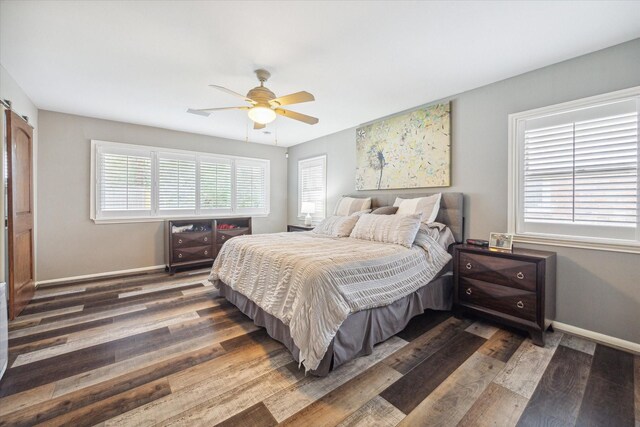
[{"left": 355, "top": 103, "right": 451, "bottom": 190}]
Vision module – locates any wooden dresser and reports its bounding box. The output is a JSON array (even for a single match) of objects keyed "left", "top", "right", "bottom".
[
  {"left": 453, "top": 244, "right": 556, "bottom": 346},
  {"left": 165, "top": 217, "right": 251, "bottom": 274}
]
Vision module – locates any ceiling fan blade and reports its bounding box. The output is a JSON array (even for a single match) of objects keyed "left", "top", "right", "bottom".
[
  {"left": 187, "top": 106, "right": 249, "bottom": 116},
  {"left": 186, "top": 108, "right": 212, "bottom": 117},
  {"left": 275, "top": 108, "right": 319, "bottom": 125},
  {"left": 209, "top": 85, "right": 256, "bottom": 104},
  {"left": 254, "top": 122, "right": 266, "bottom": 130},
  {"left": 269, "top": 91, "right": 315, "bottom": 107}
]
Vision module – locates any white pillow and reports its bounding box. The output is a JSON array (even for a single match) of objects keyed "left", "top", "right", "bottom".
[
  {"left": 349, "top": 213, "right": 422, "bottom": 248},
  {"left": 312, "top": 215, "right": 360, "bottom": 237},
  {"left": 350, "top": 209, "right": 372, "bottom": 217},
  {"left": 334, "top": 197, "right": 372, "bottom": 216},
  {"left": 393, "top": 194, "right": 441, "bottom": 223}
]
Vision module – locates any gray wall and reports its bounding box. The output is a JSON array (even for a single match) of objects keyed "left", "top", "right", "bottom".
[
  {"left": 38, "top": 111, "right": 287, "bottom": 281},
  {"left": 287, "top": 38, "right": 640, "bottom": 344}
]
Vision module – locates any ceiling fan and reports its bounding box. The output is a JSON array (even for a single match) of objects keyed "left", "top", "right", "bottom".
[{"left": 187, "top": 69, "right": 319, "bottom": 130}]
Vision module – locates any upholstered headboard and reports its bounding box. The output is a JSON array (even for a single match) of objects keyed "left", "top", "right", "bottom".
[{"left": 344, "top": 192, "right": 465, "bottom": 243}]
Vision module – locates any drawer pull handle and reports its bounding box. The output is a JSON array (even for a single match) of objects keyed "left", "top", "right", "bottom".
[
  {"left": 178, "top": 239, "right": 183, "bottom": 244},
  {"left": 516, "top": 272, "right": 525, "bottom": 280},
  {"left": 178, "top": 253, "right": 183, "bottom": 259},
  {"left": 204, "top": 237, "right": 208, "bottom": 241},
  {"left": 204, "top": 250, "right": 208, "bottom": 255},
  {"left": 221, "top": 236, "right": 226, "bottom": 240},
  {"left": 465, "top": 263, "right": 472, "bottom": 270},
  {"left": 465, "top": 288, "right": 472, "bottom": 295},
  {"left": 516, "top": 300, "right": 524, "bottom": 309}
]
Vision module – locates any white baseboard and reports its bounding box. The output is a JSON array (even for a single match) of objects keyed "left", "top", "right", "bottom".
[
  {"left": 36, "top": 264, "right": 166, "bottom": 287},
  {"left": 553, "top": 321, "right": 640, "bottom": 355}
]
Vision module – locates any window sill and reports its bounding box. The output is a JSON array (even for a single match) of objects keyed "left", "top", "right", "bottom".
[
  {"left": 92, "top": 213, "right": 269, "bottom": 225},
  {"left": 513, "top": 234, "right": 640, "bottom": 255}
]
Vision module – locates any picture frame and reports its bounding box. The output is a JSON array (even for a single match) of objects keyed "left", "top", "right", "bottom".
[{"left": 489, "top": 232, "right": 513, "bottom": 251}]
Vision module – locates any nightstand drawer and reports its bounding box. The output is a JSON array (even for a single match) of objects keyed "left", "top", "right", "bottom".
[
  {"left": 217, "top": 228, "right": 249, "bottom": 243},
  {"left": 172, "top": 231, "right": 212, "bottom": 248},
  {"left": 458, "top": 278, "right": 537, "bottom": 322},
  {"left": 459, "top": 252, "right": 537, "bottom": 291},
  {"left": 173, "top": 245, "right": 214, "bottom": 263}
]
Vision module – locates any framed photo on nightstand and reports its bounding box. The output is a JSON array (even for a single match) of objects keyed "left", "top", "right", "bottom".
[{"left": 489, "top": 232, "right": 513, "bottom": 251}]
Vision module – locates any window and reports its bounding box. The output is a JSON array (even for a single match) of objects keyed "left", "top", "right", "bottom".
[
  {"left": 158, "top": 153, "right": 196, "bottom": 214},
  {"left": 235, "top": 159, "right": 269, "bottom": 215},
  {"left": 96, "top": 145, "right": 152, "bottom": 218},
  {"left": 298, "top": 155, "right": 327, "bottom": 220},
  {"left": 92, "top": 140, "right": 270, "bottom": 222},
  {"left": 508, "top": 87, "right": 640, "bottom": 253}
]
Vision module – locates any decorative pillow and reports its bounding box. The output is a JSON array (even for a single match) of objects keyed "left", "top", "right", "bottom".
[
  {"left": 349, "top": 213, "right": 422, "bottom": 248},
  {"left": 350, "top": 209, "right": 372, "bottom": 217},
  {"left": 393, "top": 194, "right": 441, "bottom": 223},
  {"left": 312, "top": 215, "right": 360, "bottom": 237},
  {"left": 334, "top": 197, "right": 372, "bottom": 216},
  {"left": 371, "top": 206, "right": 399, "bottom": 215}
]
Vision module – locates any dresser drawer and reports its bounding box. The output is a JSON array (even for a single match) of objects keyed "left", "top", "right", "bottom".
[
  {"left": 458, "top": 278, "right": 537, "bottom": 322},
  {"left": 459, "top": 252, "right": 537, "bottom": 291},
  {"left": 172, "top": 231, "right": 213, "bottom": 248},
  {"left": 173, "top": 245, "right": 214, "bottom": 263},
  {"left": 217, "top": 227, "right": 249, "bottom": 243}
]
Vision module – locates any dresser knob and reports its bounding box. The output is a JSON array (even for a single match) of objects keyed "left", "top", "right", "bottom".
[
  {"left": 221, "top": 235, "right": 226, "bottom": 240},
  {"left": 516, "top": 272, "right": 525, "bottom": 280},
  {"left": 465, "top": 288, "right": 472, "bottom": 295},
  {"left": 178, "top": 239, "right": 182, "bottom": 244},
  {"left": 465, "top": 263, "right": 472, "bottom": 270},
  {"left": 204, "top": 250, "right": 208, "bottom": 255},
  {"left": 178, "top": 253, "right": 183, "bottom": 259},
  {"left": 204, "top": 237, "right": 208, "bottom": 241},
  {"left": 516, "top": 300, "right": 524, "bottom": 309}
]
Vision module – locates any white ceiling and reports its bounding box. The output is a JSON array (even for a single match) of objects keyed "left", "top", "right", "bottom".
[{"left": 1, "top": 1, "right": 639, "bottom": 147}]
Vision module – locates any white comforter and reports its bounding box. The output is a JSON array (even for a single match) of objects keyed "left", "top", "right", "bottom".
[{"left": 208, "top": 230, "right": 452, "bottom": 371}]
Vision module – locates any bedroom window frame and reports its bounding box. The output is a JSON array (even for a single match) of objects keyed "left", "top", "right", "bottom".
[
  {"left": 91, "top": 140, "right": 270, "bottom": 224},
  {"left": 508, "top": 86, "right": 640, "bottom": 254},
  {"left": 297, "top": 154, "right": 327, "bottom": 222}
]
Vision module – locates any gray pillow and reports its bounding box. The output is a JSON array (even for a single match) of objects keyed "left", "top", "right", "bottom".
[{"left": 371, "top": 206, "right": 399, "bottom": 215}]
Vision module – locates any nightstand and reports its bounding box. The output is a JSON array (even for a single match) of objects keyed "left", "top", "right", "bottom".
[
  {"left": 453, "top": 244, "right": 556, "bottom": 346},
  {"left": 287, "top": 224, "right": 315, "bottom": 232}
]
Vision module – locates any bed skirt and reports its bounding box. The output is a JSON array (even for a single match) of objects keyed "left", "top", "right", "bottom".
[{"left": 218, "top": 272, "right": 453, "bottom": 376}]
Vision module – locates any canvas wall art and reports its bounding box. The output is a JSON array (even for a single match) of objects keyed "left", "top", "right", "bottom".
[{"left": 355, "top": 103, "right": 451, "bottom": 190}]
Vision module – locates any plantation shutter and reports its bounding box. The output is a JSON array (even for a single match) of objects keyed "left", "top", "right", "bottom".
[
  {"left": 235, "top": 159, "right": 269, "bottom": 214},
  {"left": 157, "top": 153, "right": 196, "bottom": 212},
  {"left": 523, "top": 98, "right": 638, "bottom": 228},
  {"left": 199, "top": 157, "right": 232, "bottom": 211},
  {"left": 98, "top": 147, "right": 152, "bottom": 217},
  {"left": 298, "top": 155, "right": 326, "bottom": 219}
]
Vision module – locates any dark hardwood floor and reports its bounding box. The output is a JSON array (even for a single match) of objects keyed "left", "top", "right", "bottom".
[{"left": 0, "top": 269, "right": 638, "bottom": 426}]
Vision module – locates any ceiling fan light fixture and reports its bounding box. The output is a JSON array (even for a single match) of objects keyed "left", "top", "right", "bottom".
[{"left": 248, "top": 106, "right": 276, "bottom": 124}]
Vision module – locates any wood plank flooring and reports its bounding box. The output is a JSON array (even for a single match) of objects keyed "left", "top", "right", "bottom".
[{"left": 1, "top": 269, "right": 638, "bottom": 426}]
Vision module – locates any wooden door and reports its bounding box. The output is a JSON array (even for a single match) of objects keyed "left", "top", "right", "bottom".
[{"left": 6, "top": 110, "right": 35, "bottom": 319}]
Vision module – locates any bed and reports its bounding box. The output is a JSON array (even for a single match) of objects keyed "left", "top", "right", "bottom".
[{"left": 208, "top": 192, "right": 464, "bottom": 375}]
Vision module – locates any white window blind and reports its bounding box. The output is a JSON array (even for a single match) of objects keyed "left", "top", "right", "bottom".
[
  {"left": 509, "top": 87, "right": 640, "bottom": 251},
  {"left": 158, "top": 155, "right": 196, "bottom": 212},
  {"left": 199, "top": 157, "right": 232, "bottom": 211},
  {"left": 92, "top": 140, "right": 269, "bottom": 221},
  {"left": 98, "top": 148, "right": 152, "bottom": 217},
  {"left": 298, "top": 155, "right": 327, "bottom": 220},
  {"left": 235, "top": 160, "right": 268, "bottom": 214}
]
